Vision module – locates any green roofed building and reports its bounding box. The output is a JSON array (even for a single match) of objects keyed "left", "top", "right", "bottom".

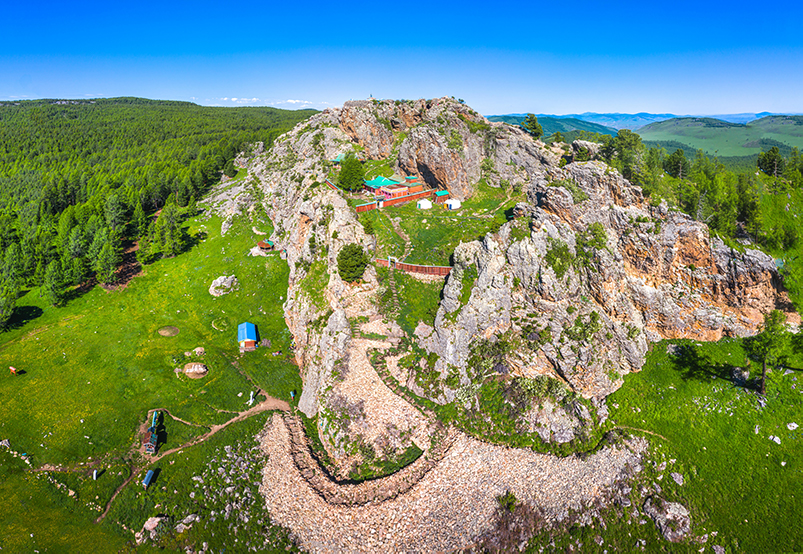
[
  {"left": 332, "top": 153, "right": 345, "bottom": 163},
  {"left": 434, "top": 190, "right": 450, "bottom": 203},
  {"left": 364, "top": 175, "right": 401, "bottom": 193}
]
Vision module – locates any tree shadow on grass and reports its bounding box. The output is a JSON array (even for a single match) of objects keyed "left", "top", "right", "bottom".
[
  {"left": 5, "top": 305, "right": 43, "bottom": 331},
  {"left": 673, "top": 343, "right": 752, "bottom": 388}
]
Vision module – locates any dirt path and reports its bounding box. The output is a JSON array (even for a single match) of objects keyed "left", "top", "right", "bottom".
[
  {"left": 94, "top": 395, "right": 289, "bottom": 524},
  {"left": 389, "top": 216, "right": 412, "bottom": 261}
]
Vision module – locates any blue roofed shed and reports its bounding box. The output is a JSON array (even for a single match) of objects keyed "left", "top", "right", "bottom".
[
  {"left": 238, "top": 322, "right": 258, "bottom": 351},
  {"left": 143, "top": 469, "right": 155, "bottom": 489}
]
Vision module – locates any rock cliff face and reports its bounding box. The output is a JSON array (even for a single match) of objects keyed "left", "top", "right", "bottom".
[
  {"left": 234, "top": 97, "right": 795, "bottom": 464},
  {"left": 417, "top": 160, "right": 796, "bottom": 400}
]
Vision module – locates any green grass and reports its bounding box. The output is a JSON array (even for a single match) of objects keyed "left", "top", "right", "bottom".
[
  {"left": 0, "top": 209, "right": 302, "bottom": 550},
  {"left": 104, "top": 411, "right": 298, "bottom": 551},
  {"left": 599, "top": 338, "right": 803, "bottom": 552},
  {"left": 0, "top": 213, "right": 300, "bottom": 468},
  {"left": 392, "top": 270, "right": 444, "bottom": 336},
  {"left": 0, "top": 449, "right": 143, "bottom": 553},
  {"left": 637, "top": 115, "right": 803, "bottom": 157},
  {"left": 387, "top": 181, "right": 519, "bottom": 266}
]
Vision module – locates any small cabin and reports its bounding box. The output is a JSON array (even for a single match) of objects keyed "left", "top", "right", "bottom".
[
  {"left": 257, "top": 240, "right": 274, "bottom": 251},
  {"left": 238, "top": 322, "right": 258, "bottom": 352},
  {"left": 331, "top": 153, "right": 345, "bottom": 164},
  {"left": 434, "top": 190, "right": 450, "bottom": 203},
  {"left": 144, "top": 429, "right": 157, "bottom": 454},
  {"left": 143, "top": 469, "right": 155, "bottom": 490}
]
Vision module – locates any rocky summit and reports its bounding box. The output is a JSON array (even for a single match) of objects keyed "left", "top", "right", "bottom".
[{"left": 214, "top": 97, "right": 797, "bottom": 551}]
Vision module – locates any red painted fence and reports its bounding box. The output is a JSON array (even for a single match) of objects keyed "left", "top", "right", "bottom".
[
  {"left": 355, "top": 189, "right": 436, "bottom": 213},
  {"left": 375, "top": 258, "right": 452, "bottom": 276}
]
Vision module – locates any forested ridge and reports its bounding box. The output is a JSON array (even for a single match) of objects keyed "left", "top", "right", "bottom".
[{"left": 0, "top": 97, "right": 315, "bottom": 324}]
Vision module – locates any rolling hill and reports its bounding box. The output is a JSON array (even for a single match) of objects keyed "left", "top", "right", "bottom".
[
  {"left": 486, "top": 115, "right": 618, "bottom": 136},
  {"left": 637, "top": 115, "right": 803, "bottom": 157}
]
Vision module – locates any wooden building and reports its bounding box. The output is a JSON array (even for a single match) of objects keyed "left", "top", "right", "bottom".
[{"left": 434, "top": 190, "right": 450, "bottom": 203}]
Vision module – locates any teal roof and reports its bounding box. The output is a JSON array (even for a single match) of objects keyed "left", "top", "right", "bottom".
[
  {"left": 364, "top": 176, "right": 400, "bottom": 189},
  {"left": 332, "top": 153, "right": 345, "bottom": 162},
  {"left": 435, "top": 190, "right": 450, "bottom": 196},
  {"left": 405, "top": 176, "right": 417, "bottom": 180}
]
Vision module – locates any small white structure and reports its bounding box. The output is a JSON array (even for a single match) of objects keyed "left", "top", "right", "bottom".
[
  {"left": 416, "top": 198, "right": 433, "bottom": 210},
  {"left": 445, "top": 199, "right": 462, "bottom": 210}
]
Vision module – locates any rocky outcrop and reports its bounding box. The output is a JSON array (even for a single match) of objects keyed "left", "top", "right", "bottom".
[
  {"left": 209, "top": 275, "right": 238, "bottom": 296},
  {"left": 572, "top": 139, "right": 602, "bottom": 160},
  {"left": 418, "top": 159, "right": 795, "bottom": 401},
  {"left": 643, "top": 496, "right": 692, "bottom": 543},
  {"left": 234, "top": 97, "right": 795, "bottom": 460}
]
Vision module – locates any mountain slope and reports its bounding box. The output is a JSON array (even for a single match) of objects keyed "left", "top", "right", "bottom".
[
  {"left": 486, "top": 115, "right": 617, "bottom": 136},
  {"left": 637, "top": 115, "right": 803, "bottom": 156}
]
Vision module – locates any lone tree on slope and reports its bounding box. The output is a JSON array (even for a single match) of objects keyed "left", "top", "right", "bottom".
[
  {"left": 744, "top": 310, "right": 788, "bottom": 395},
  {"left": 522, "top": 114, "right": 543, "bottom": 140},
  {"left": 338, "top": 155, "right": 365, "bottom": 192},
  {"left": 757, "top": 146, "right": 785, "bottom": 178},
  {"left": 337, "top": 243, "right": 369, "bottom": 283}
]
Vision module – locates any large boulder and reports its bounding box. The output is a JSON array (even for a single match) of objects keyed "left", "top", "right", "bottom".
[{"left": 209, "top": 275, "right": 238, "bottom": 297}]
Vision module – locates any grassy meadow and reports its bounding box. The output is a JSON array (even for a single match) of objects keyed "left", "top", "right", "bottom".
[
  {"left": 570, "top": 338, "right": 803, "bottom": 552},
  {"left": 0, "top": 206, "right": 301, "bottom": 550},
  {"left": 360, "top": 179, "right": 521, "bottom": 266},
  {"left": 637, "top": 116, "right": 803, "bottom": 157}
]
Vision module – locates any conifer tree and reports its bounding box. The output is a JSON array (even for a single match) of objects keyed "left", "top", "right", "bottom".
[
  {"left": 0, "top": 275, "right": 18, "bottom": 329},
  {"left": 94, "top": 242, "right": 121, "bottom": 285},
  {"left": 133, "top": 201, "right": 149, "bottom": 238},
  {"left": 43, "top": 259, "right": 66, "bottom": 306}
]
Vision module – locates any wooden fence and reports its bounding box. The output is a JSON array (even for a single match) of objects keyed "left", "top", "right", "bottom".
[
  {"left": 375, "top": 258, "right": 452, "bottom": 276},
  {"left": 355, "top": 189, "right": 436, "bottom": 213}
]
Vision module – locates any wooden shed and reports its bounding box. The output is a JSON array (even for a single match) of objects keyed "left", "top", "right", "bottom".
[{"left": 434, "top": 190, "right": 450, "bottom": 203}]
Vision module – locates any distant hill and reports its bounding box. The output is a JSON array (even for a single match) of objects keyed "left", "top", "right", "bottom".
[
  {"left": 637, "top": 115, "right": 803, "bottom": 157},
  {"left": 487, "top": 111, "right": 796, "bottom": 130},
  {"left": 486, "top": 115, "right": 617, "bottom": 136}
]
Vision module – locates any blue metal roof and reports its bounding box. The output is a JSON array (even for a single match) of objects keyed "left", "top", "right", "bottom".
[
  {"left": 238, "top": 322, "right": 257, "bottom": 342},
  {"left": 143, "top": 469, "right": 155, "bottom": 487}
]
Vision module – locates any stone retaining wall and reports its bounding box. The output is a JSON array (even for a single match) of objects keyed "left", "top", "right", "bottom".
[{"left": 283, "top": 414, "right": 455, "bottom": 506}]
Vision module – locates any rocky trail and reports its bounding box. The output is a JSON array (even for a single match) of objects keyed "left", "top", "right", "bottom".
[{"left": 260, "top": 413, "right": 647, "bottom": 553}]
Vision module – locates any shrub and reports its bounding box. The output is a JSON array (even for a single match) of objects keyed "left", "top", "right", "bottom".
[
  {"left": 544, "top": 239, "right": 574, "bottom": 279},
  {"left": 337, "top": 244, "right": 368, "bottom": 282}
]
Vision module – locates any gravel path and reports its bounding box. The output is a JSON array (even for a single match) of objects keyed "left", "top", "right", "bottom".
[{"left": 260, "top": 414, "right": 647, "bottom": 553}]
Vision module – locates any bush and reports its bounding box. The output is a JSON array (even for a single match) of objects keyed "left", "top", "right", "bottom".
[{"left": 337, "top": 243, "right": 368, "bottom": 282}]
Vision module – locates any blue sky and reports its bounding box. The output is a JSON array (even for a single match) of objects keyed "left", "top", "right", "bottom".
[{"left": 2, "top": 0, "right": 802, "bottom": 115}]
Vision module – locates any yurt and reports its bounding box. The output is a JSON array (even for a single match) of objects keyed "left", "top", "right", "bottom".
[{"left": 445, "top": 198, "right": 462, "bottom": 210}]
